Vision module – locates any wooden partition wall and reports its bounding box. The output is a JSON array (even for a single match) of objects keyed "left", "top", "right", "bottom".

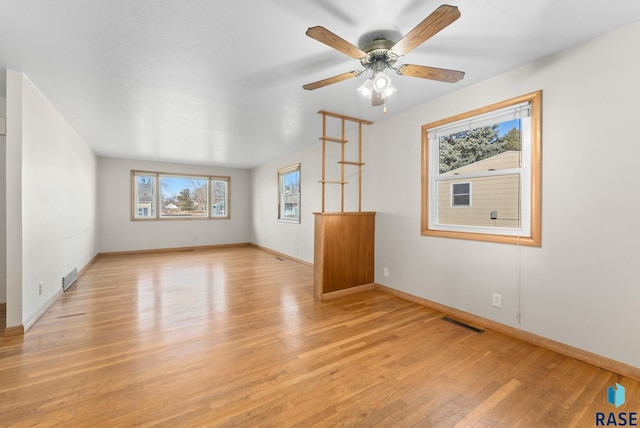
[{"left": 313, "top": 111, "right": 376, "bottom": 301}]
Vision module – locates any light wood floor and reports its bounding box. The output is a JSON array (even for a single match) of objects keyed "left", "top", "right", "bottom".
[{"left": 0, "top": 246, "right": 637, "bottom": 427}]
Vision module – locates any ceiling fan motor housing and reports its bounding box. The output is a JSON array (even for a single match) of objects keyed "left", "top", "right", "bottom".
[{"left": 360, "top": 38, "right": 399, "bottom": 71}]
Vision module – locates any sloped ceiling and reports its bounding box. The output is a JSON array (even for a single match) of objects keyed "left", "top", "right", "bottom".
[{"left": 1, "top": 0, "right": 640, "bottom": 168}]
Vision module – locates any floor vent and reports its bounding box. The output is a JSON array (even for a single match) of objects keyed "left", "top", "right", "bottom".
[
  {"left": 177, "top": 248, "right": 195, "bottom": 252},
  {"left": 442, "top": 316, "right": 484, "bottom": 333},
  {"left": 275, "top": 257, "right": 285, "bottom": 261},
  {"left": 57, "top": 312, "right": 85, "bottom": 319},
  {"left": 62, "top": 268, "right": 78, "bottom": 292}
]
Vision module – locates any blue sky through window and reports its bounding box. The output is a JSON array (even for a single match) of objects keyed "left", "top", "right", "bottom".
[
  {"left": 283, "top": 171, "right": 299, "bottom": 189},
  {"left": 161, "top": 176, "right": 206, "bottom": 197},
  {"left": 497, "top": 118, "right": 521, "bottom": 137}
]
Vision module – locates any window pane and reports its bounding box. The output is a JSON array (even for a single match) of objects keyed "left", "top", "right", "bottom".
[
  {"left": 134, "top": 174, "right": 156, "bottom": 219},
  {"left": 160, "top": 175, "right": 208, "bottom": 218},
  {"left": 278, "top": 164, "right": 301, "bottom": 222},
  {"left": 439, "top": 118, "right": 522, "bottom": 174},
  {"left": 211, "top": 178, "right": 229, "bottom": 218},
  {"left": 453, "top": 194, "right": 470, "bottom": 206},
  {"left": 281, "top": 194, "right": 299, "bottom": 218},
  {"left": 439, "top": 174, "right": 521, "bottom": 227},
  {"left": 452, "top": 183, "right": 470, "bottom": 195}
]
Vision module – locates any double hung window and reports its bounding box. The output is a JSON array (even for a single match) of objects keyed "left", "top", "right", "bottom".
[
  {"left": 278, "top": 164, "right": 301, "bottom": 223},
  {"left": 421, "top": 91, "right": 541, "bottom": 245}
]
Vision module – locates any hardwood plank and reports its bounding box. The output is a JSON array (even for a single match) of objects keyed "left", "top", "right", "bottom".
[
  {"left": 453, "top": 378, "right": 523, "bottom": 426},
  {"left": 0, "top": 246, "right": 637, "bottom": 426}
]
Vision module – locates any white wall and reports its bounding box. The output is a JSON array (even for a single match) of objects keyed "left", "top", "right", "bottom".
[
  {"left": 251, "top": 144, "right": 319, "bottom": 263},
  {"left": 252, "top": 21, "right": 640, "bottom": 368},
  {"left": 0, "top": 95, "right": 6, "bottom": 305},
  {"left": 5, "top": 73, "right": 22, "bottom": 327},
  {"left": 6, "top": 70, "right": 97, "bottom": 328},
  {"left": 97, "top": 157, "right": 251, "bottom": 253},
  {"left": 367, "top": 20, "right": 640, "bottom": 368},
  {"left": 250, "top": 116, "right": 368, "bottom": 263}
]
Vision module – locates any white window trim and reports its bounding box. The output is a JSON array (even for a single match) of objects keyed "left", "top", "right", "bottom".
[{"left": 277, "top": 163, "right": 301, "bottom": 223}]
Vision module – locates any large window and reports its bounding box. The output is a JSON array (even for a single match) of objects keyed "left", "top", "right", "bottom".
[
  {"left": 160, "top": 175, "right": 208, "bottom": 218},
  {"left": 132, "top": 171, "right": 230, "bottom": 220},
  {"left": 421, "top": 91, "right": 541, "bottom": 246},
  {"left": 278, "top": 164, "right": 301, "bottom": 223}
]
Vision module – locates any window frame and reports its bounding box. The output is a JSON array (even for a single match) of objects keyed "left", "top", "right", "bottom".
[
  {"left": 210, "top": 176, "right": 230, "bottom": 219},
  {"left": 277, "top": 163, "right": 301, "bottom": 223},
  {"left": 421, "top": 91, "right": 542, "bottom": 246},
  {"left": 132, "top": 172, "right": 157, "bottom": 220},
  {"left": 131, "top": 170, "right": 231, "bottom": 221},
  {"left": 451, "top": 182, "right": 471, "bottom": 207}
]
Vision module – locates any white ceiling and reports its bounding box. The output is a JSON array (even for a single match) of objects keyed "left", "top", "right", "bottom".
[{"left": 1, "top": 0, "right": 640, "bottom": 168}]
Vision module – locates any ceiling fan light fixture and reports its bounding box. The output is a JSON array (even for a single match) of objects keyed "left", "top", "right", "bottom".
[
  {"left": 382, "top": 85, "right": 397, "bottom": 98},
  {"left": 357, "top": 78, "right": 373, "bottom": 97},
  {"left": 372, "top": 71, "right": 392, "bottom": 93}
]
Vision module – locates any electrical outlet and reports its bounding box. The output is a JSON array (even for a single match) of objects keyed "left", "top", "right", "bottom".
[
  {"left": 492, "top": 293, "right": 502, "bottom": 308},
  {"left": 39, "top": 282, "right": 43, "bottom": 296},
  {"left": 383, "top": 267, "right": 389, "bottom": 277}
]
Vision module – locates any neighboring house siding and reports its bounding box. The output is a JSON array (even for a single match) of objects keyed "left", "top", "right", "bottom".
[{"left": 438, "top": 151, "right": 521, "bottom": 228}]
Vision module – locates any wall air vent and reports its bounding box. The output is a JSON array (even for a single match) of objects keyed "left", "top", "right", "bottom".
[{"left": 62, "top": 268, "right": 78, "bottom": 292}]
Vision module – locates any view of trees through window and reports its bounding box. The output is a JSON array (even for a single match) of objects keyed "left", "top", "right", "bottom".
[
  {"left": 435, "top": 118, "right": 524, "bottom": 229},
  {"left": 439, "top": 119, "right": 521, "bottom": 174},
  {"left": 132, "top": 171, "right": 229, "bottom": 220},
  {"left": 211, "top": 179, "right": 228, "bottom": 217},
  {"left": 160, "top": 176, "right": 208, "bottom": 217}
]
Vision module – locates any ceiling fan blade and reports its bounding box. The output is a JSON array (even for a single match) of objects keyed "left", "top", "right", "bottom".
[
  {"left": 390, "top": 5, "right": 461, "bottom": 57},
  {"left": 397, "top": 64, "right": 465, "bottom": 83},
  {"left": 302, "top": 70, "right": 361, "bottom": 90},
  {"left": 306, "top": 26, "right": 367, "bottom": 59},
  {"left": 371, "top": 91, "right": 384, "bottom": 106}
]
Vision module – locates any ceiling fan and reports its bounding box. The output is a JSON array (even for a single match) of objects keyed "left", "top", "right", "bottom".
[{"left": 302, "top": 4, "right": 465, "bottom": 107}]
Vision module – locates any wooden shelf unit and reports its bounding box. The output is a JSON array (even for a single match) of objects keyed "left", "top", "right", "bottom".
[
  {"left": 314, "top": 111, "right": 375, "bottom": 301},
  {"left": 318, "top": 180, "right": 348, "bottom": 184},
  {"left": 318, "top": 110, "right": 373, "bottom": 213},
  {"left": 337, "top": 161, "right": 365, "bottom": 166},
  {"left": 319, "top": 136, "right": 348, "bottom": 143}
]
